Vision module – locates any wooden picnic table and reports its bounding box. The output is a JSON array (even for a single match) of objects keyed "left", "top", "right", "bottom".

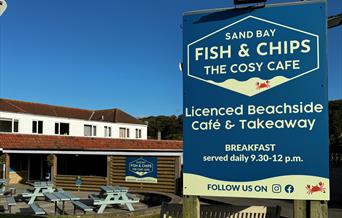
[
  {"left": 90, "top": 185, "right": 139, "bottom": 214},
  {"left": 22, "top": 181, "right": 55, "bottom": 204},
  {"left": 44, "top": 191, "right": 80, "bottom": 215}
]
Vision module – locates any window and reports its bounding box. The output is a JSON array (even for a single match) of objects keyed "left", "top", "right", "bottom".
[
  {"left": 14, "top": 120, "right": 18, "bottom": 132},
  {"left": 104, "top": 126, "right": 111, "bottom": 137},
  {"left": 84, "top": 125, "right": 96, "bottom": 136},
  {"left": 0, "top": 118, "right": 19, "bottom": 133},
  {"left": 32, "top": 120, "right": 43, "bottom": 134},
  {"left": 55, "top": 122, "right": 70, "bottom": 135},
  {"left": 135, "top": 129, "right": 142, "bottom": 139},
  {"left": 119, "top": 127, "right": 129, "bottom": 138}
]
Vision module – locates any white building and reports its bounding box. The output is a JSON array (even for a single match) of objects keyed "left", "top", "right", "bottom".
[
  {"left": 0, "top": 99, "right": 182, "bottom": 194},
  {"left": 0, "top": 98, "right": 147, "bottom": 140}
]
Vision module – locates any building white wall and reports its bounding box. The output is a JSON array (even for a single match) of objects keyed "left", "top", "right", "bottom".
[{"left": 0, "top": 111, "right": 147, "bottom": 140}]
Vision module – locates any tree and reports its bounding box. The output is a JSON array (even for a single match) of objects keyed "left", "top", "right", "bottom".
[{"left": 140, "top": 115, "right": 182, "bottom": 140}]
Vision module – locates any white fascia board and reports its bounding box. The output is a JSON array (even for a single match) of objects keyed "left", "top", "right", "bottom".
[{"left": 1, "top": 149, "right": 183, "bottom": 157}]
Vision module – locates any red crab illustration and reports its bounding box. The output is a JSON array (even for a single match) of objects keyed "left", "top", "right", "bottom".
[
  {"left": 256, "top": 80, "right": 270, "bottom": 90},
  {"left": 306, "top": 182, "right": 325, "bottom": 194}
]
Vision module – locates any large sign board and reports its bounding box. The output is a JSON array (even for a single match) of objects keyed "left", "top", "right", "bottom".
[
  {"left": 126, "top": 157, "right": 158, "bottom": 183},
  {"left": 183, "top": 1, "right": 329, "bottom": 200}
]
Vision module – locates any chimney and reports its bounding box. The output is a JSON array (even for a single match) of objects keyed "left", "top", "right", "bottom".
[{"left": 157, "top": 130, "right": 161, "bottom": 140}]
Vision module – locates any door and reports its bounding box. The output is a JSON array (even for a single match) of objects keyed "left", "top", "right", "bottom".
[{"left": 29, "top": 155, "right": 48, "bottom": 181}]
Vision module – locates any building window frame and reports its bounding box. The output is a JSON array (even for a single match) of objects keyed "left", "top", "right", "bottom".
[
  {"left": 55, "top": 122, "right": 70, "bottom": 135},
  {"left": 119, "top": 127, "right": 130, "bottom": 139},
  {"left": 135, "top": 128, "right": 142, "bottom": 139},
  {"left": 104, "top": 126, "right": 112, "bottom": 137},
  {"left": 0, "top": 118, "right": 19, "bottom": 133},
  {"left": 84, "top": 124, "right": 97, "bottom": 137},
  {"left": 32, "top": 120, "right": 43, "bottom": 134}
]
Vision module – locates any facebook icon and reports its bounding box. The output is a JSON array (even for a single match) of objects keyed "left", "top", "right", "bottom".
[{"left": 285, "top": 185, "right": 294, "bottom": 193}]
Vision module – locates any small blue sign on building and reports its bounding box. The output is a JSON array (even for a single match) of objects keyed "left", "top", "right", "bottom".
[
  {"left": 183, "top": 1, "right": 329, "bottom": 200},
  {"left": 126, "top": 157, "right": 158, "bottom": 183},
  {"left": 75, "top": 176, "right": 82, "bottom": 187}
]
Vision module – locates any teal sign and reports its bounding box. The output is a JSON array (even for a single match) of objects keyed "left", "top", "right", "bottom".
[
  {"left": 183, "top": 1, "right": 329, "bottom": 200},
  {"left": 126, "top": 157, "right": 158, "bottom": 183}
]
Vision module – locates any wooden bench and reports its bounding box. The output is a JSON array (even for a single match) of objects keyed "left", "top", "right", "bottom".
[
  {"left": 72, "top": 201, "right": 93, "bottom": 215},
  {"left": 6, "top": 196, "right": 16, "bottom": 214},
  {"left": 30, "top": 202, "right": 45, "bottom": 215},
  {"left": 160, "top": 203, "right": 281, "bottom": 218}
]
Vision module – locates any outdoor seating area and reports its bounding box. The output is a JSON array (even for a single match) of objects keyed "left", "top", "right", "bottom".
[{"left": 0, "top": 181, "right": 144, "bottom": 216}]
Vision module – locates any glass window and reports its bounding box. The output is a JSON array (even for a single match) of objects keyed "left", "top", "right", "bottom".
[
  {"left": 55, "top": 123, "right": 59, "bottom": 134},
  {"left": 84, "top": 125, "right": 91, "bottom": 136},
  {"left": 32, "top": 121, "right": 37, "bottom": 133},
  {"left": 13, "top": 120, "right": 19, "bottom": 132},
  {"left": 32, "top": 120, "right": 43, "bottom": 134},
  {"left": 84, "top": 125, "right": 96, "bottom": 136},
  {"left": 104, "top": 126, "right": 111, "bottom": 137},
  {"left": 38, "top": 121, "right": 43, "bottom": 133},
  {"left": 119, "top": 127, "right": 127, "bottom": 138},
  {"left": 0, "top": 118, "right": 19, "bottom": 133},
  {"left": 0, "top": 119, "right": 12, "bottom": 132},
  {"left": 93, "top": 126, "right": 96, "bottom": 136},
  {"left": 55, "top": 122, "right": 69, "bottom": 135},
  {"left": 135, "top": 129, "right": 142, "bottom": 139},
  {"left": 60, "top": 123, "right": 69, "bottom": 135}
]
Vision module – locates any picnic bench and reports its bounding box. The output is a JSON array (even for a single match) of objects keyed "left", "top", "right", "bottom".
[
  {"left": 89, "top": 185, "right": 139, "bottom": 214},
  {"left": 72, "top": 200, "right": 93, "bottom": 215},
  {"left": 160, "top": 203, "right": 281, "bottom": 218},
  {"left": 30, "top": 202, "right": 46, "bottom": 215},
  {"left": 22, "top": 181, "right": 55, "bottom": 204},
  {"left": 44, "top": 189, "right": 80, "bottom": 215},
  {"left": 6, "top": 196, "right": 16, "bottom": 214}
]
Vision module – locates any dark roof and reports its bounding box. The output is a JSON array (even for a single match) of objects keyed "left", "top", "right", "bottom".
[
  {"left": 0, "top": 98, "right": 144, "bottom": 125},
  {"left": 0, "top": 134, "right": 182, "bottom": 151}
]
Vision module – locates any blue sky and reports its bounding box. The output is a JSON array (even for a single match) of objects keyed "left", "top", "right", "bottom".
[{"left": 0, "top": 0, "right": 341, "bottom": 116}]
